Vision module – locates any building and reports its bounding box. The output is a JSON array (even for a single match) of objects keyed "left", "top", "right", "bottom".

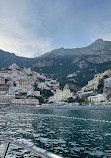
[
  {"left": 104, "top": 77, "right": 111, "bottom": 101},
  {"left": 34, "top": 91, "right": 41, "bottom": 97},
  {"left": 38, "top": 83, "right": 47, "bottom": 89},
  {"left": 77, "top": 90, "right": 94, "bottom": 97},
  {"left": 88, "top": 94, "right": 107, "bottom": 103},
  {"left": 20, "top": 80, "right": 33, "bottom": 92},
  {"left": 0, "top": 63, "right": 62, "bottom": 104},
  {"left": 0, "top": 91, "right": 6, "bottom": 95},
  {"left": 9, "top": 63, "right": 19, "bottom": 70},
  {"left": 0, "top": 77, "right": 5, "bottom": 85},
  {"left": 0, "top": 95, "right": 15, "bottom": 104},
  {"left": 49, "top": 84, "right": 73, "bottom": 103},
  {"left": 62, "top": 84, "right": 73, "bottom": 99},
  {"left": 23, "top": 67, "right": 31, "bottom": 75},
  {"left": 86, "top": 71, "right": 111, "bottom": 92},
  {"left": 80, "top": 72, "right": 107, "bottom": 93},
  {"left": 12, "top": 99, "right": 39, "bottom": 105}
]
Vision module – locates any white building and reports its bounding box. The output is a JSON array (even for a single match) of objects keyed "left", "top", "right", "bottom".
[
  {"left": 88, "top": 94, "right": 107, "bottom": 103},
  {"left": 34, "top": 91, "right": 41, "bottom": 97},
  {"left": 77, "top": 90, "right": 94, "bottom": 97},
  {"left": 38, "top": 83, "right": 47, "bottom": 89},
  {"left": 49, "top": 84, "right": 73, "bottom": 103},
  {"left": 23, "top": 67, "right": 31, "bottom": 75},
  {"left": 9, "top": 63, "right": 19, "bottom": 70}
]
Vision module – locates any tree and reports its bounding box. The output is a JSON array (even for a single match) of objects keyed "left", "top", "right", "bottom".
[
  {"left": 67, "top": 97, "right": 74, "bottom": 103},
  {"left": 109, "top": 66, "right": 111, "bottom": 70},
  {"left": 33, "top": 83, "right": 40, "bottom": 91},
  {"left": 97, "top": 78, "right": 104, "bottom": 93},
  {"left": 41, "top": 89, "right": 53, "bottom": 99},
  {"left": 35, "top": 96, "right": 44, "bottom": 104}
]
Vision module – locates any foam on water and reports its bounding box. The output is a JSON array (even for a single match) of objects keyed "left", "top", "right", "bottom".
[
  {"left": 34, "top": 114, "right": 111, "bottom": 124},
  {"left": 0, "top": 109, "right": 111, "bottom": 157}
]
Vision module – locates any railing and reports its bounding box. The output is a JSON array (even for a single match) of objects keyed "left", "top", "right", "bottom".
[{"left": 0, "top": 136, "right": 62, "bottom": 158}]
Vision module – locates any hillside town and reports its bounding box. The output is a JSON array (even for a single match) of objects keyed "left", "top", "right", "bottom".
[
  {"left": 0, "top": 63, "right": 73, "bottom": 105},
  {"left": 76, "top": 69, "right": 111, "bottom": 104},
  {"left": 1, "top": 63, "right": 111, "bottom": 106}
]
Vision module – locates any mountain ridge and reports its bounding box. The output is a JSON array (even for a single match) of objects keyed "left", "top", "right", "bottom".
[{"left": 1, "top": 39, "right": 111, "bottom": 91}]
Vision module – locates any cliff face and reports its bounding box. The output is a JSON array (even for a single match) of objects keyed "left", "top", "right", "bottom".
[
  {"left": 31, "top": 39, "right": 111, "bottom": 90},
  {"left": 1, "top": 39, "right": 111, "bottom": 91},
  {"left": 32, "top": 39, "right": 111, "bottom": 67}
]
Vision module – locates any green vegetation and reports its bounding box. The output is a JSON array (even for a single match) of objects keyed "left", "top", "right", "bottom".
[
  {"left": 97, "top": 78, "right": 104, "bottom": 93},
  {"left": 40, "top": 89, "right": 53, "bottom": 99},
  {"left": 38, "top": 78, "right": 45, "bottom": 82},
  {"left": 5, "top": 79, "right": 9, "bottom": 83},
  {"left": 109, "top": 66, "right": 111, "bottom": 70},
  {"left": 67, "top": 96, "right": 85, "bottom": 103},
  {"left": 34, "top": 82, "right": 53, "bottom": 99},
  {"left": 67, "top": 97, "right": 74, "bottom": 103},
  {"left": 1, "top": 39, "right": 111, "bottom": 91},
  {"left": 35, "top": 96, "right": 44, "bottom": 104},
  {"left": 33, "top": 83, "right": 41, "bottom": 91}
]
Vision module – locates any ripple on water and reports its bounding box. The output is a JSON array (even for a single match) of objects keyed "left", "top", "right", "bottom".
[{"left": 0, "top": 108, "right": 111, "bottom": 157}]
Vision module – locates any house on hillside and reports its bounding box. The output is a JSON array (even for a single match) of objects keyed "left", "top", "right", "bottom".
[
  {"left": 49, "top": 84, "right": 73, "bottom": 103},
  {"left": 88, "top": 94, "right": 107, "bottom": 103},
  {"left": 104, "top": 77, "right": 111, "bottom": 101}
]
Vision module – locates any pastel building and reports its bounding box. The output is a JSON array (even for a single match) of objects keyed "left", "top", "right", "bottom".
[
  {"left": 38, "top": 83, "right": 47, "bottom": 89},
  {"left": 20, "top": 80, "right": 33, "bottom": 92},
  {"left": 49, "top": 84, "right": 73, "bottom": 103},
  {"left": 12, "top": 99, "right": 39, "bottom": 105},
  {"left": 0, "top": 77, "right": 5, "bottom": 85},
  {"left": 0, "top": 95, "right": 15, "bottom": 104}
]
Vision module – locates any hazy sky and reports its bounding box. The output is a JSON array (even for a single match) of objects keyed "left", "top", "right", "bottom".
[{"left": 0, "top": 0, "right": 111, "bottom": 57}]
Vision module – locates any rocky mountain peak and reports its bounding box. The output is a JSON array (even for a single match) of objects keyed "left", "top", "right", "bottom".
[
  {"left": 93, "top": 38, "right": 104, "bottom": 43},
  {"left": 88, "top": 39, "right": 105, "bottom": 50}
]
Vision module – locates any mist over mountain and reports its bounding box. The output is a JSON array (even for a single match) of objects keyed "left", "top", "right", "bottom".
[
  {"left": 0, "top": 49, "right": 35, "bottom": 68},
  {"left": 1, "top": 39, "right": 111, "bottom": 91}
]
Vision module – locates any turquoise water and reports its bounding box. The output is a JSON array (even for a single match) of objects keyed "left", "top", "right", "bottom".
[{"left": 0, "top": 107, "right": 111, "bottom": 157}]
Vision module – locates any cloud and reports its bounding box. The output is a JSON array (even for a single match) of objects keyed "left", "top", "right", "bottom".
[
  {"left": 98, "top": 22, "right": 111, "bottom": 41},
  {"left": 0, "top": 32, "right": 53, "bottom": 58},
  {"left": 0, "top": 36, "right": 53, "bottom": 57},
  {"left": 88, "top": 21, "right": 111, "bottom": 43},
  {"left": 0, "top": 0, "right": 54, "bottom": 57},
  {"left": 0, "top": 0, "right": 111, "bottom": 57}
]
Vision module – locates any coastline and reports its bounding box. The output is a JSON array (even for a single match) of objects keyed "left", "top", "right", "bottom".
[{"left": 2, "top": 104, "right": 111, "bottom": 111}]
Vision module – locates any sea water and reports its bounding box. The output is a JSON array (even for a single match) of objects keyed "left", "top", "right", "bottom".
[{"left": 0, "top": 107, "right": 111, "bottom": 158}]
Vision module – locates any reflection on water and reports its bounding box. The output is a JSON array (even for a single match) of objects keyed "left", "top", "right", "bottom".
[{"left": 0, "top": 107, "right": 111, "bottom": 157}]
